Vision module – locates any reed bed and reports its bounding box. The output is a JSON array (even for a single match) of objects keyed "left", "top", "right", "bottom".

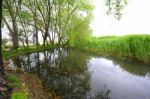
[{"left": 81, "top": 35, "right": 150, "bottom": 63}]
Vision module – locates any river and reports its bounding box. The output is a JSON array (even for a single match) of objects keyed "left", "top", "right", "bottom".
[{"left": 8, "top": 48, "right": 150, "bottom": 99}]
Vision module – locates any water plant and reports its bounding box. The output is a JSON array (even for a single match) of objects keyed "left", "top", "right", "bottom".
[{"left": 81, "top": 35, "right": 150, "bottom": 63}]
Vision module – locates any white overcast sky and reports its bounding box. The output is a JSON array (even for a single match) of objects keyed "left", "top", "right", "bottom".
[{"left": 90, "top": 0, "right": 150, "bottom": 36}]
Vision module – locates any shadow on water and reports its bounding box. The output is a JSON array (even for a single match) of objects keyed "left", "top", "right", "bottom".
[
  {"left": 103, "top": 56, "right": 150, "bottom": 77},
  {"left": 10, "top": 48, "right": 111, "bottom": 99}
]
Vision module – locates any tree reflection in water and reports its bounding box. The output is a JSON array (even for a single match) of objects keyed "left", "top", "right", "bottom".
[
  {"left": 94, "top": 85, "right": 111, "bottom": 99},
  {"left": 11, "top": 48, "right": 111, "bottom": 99}
]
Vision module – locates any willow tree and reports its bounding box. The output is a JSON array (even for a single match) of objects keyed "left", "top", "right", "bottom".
[
  {"left": 35, "top": 0, "right": 53, "bottom": 46},
  {"left": 21, "top": 0, "right": 93, "bottom": 46},
  {"left": 2, "top": 0, "right": 23, "bottom": 49},
  {"left": 22, "top": 0, "right": 54, "bottom": 46},
  {"left": 66, "top": 1, "right": 93, "bottom": 47},
  {"left": 18, "top": 10, "right": 33, "bottom": 47},
  {"left": 52, "top": 0, "right": 93, "bottom": 45},
  {"left": 2, "top": 0, "right": 93, "bottom": 47},
  {"left": 67, "top": 16, "right": 92, "bottom": 47},
  {"left": 23, "top": 0, "right": 40, "bottom": 46}
]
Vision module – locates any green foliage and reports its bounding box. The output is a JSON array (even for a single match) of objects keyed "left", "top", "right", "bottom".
[
  {"left": 3, "top": 0, "right": 93, "bottom": 47},
  {"left": 2, "top": 38, "right": 8, "bottom": 48},
  {"left": 8, "top": 74, "right": 28, "bottom": 99},
  {"left": 67, "top": 14, "right": 92, "bottom": 47},
  {"left": 12, "top": 92, "right": 27, "bottom": 99},
  {"left": 82, "top": 35, "right": 150, "bottom": 63},
  {"left": 3, "top": 45, "right": 56, "bottom": 59},
  {"left": 105, "top": 0, "right": 128, "bottom": 20},
  {"left": 8, "top": 74, "right": 22, "bottom": 88}
]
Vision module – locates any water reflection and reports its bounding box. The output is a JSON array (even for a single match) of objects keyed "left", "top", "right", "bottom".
[
  {"left": 9, "top": 48, "right": 150, "bottom": 99},
  {"left": 88, "top": 57, "right": 150, "bottom": 99},
  {"left": 103, "top": 56, "right": 150, "bottom": 77},
  {"left": 10, "top": 48, "right": 110, "bottom": 99}
]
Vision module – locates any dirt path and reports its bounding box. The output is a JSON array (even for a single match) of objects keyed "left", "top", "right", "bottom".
[
  {"left": 7, "top": 71, "right": 59, "bottom": 99},
  {"left": 4, "top": 59, "right": 59, "bottom": 99},
  {"left": 18, "top": 73, "right": 51, "bottom": 99}
]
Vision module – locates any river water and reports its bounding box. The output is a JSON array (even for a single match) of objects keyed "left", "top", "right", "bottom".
[{"left": 9, "top": 48, "right": 150, "bottom": 99}]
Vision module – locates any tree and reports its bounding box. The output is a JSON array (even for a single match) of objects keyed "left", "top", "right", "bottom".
[
  {"left": 67, "top": 16, "right": 92, "bottom": 47},
  {"left": 0, "top": 0, "right": 12, "bottom": 98},
  {"left": 63, "top": 0, "right": 93, "bottom": 46},
  {"left": 2, "top": 0, "right": 93, "bottom": 48},
  {"left": 0, "top": 0, "right": 4, "bottom": 79},
  {"left": 3, "top": 0, "right": 22, "bottom": 49},
  {"left": 18, "top": 11, "right": 32, "bottom": 47},
  {"left": 50, "top": 0, "right": 93, "bottom": 45},
  {"left": 35, "top": 0, "right": 53, "bottom": 46},
  {"left": 23, "top": 0, "right": 40, "bottom": 46},
  {"left": 23, "top": 0, "right": 54, "bottom": 46}
]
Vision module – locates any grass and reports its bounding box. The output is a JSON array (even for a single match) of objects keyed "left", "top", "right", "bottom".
[
  {"left": 7, "top": 74, "right": 28, "bottom": 99},
  {"left": 7, "top": 74, "right": 22, "bottom": 88},
  {"left": 12, "top": 92, "right": 27, "bottom": 99},
  {"left": 3, "top": 45, "right": 56, "bottom": 59},
  {"left": 80, "top": 35, "right": 150, "bottom": 63},
  {"left": 4, "top": 45, "right": 58, "bottom": 98},
  {"left": 3, "top": 35, "right": 150, "bottom": 63}
]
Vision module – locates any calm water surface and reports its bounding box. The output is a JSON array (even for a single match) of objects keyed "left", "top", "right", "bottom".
[{"left": 9, "top": 48, "right": 150, "bottom": 99}]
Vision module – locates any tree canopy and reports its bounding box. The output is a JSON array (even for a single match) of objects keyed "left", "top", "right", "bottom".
[{"left": 2, "top": 0, "right": 93, "bottom": 48}]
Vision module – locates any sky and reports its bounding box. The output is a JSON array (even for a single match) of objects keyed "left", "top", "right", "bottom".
[{"left": 90, "top": 0, "right": 150, "bottom": 36}]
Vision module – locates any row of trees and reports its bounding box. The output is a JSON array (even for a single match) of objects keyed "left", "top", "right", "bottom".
[{"left": 2, "top": 0, "right": 93, "bottom": 49}]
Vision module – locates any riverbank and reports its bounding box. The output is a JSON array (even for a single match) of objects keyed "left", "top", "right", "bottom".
[
  {"left": 3, "top": 45, "right": 58, "bottom": 99},
  {"left": 79, "top": 35, "right": 150, "bottom": 64},
  {"left": 3, "top": 45, "right": 56, "bottom": 59},
  {"left": 3, "top": 35, "right": 150, "bottom": 98},
  {"left": 6, "top": 47, "right": 150, "bottom": 99},
  {"left": 7, "top": 72, "right": 58, "bottom": 99}
]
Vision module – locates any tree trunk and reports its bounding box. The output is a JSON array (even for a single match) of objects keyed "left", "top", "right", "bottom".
[
  {"left": 25, "top": 38, "right": 29, "bottom": 47},
  {"left": 21, "top": 40, "right": 25, "bottom": 47},
  {"left": 35, "top": 27, "right": 39, "bottom": 46},
  {"left": 0, "top": 0, "right": 12, "bottom": 98},
  {"left": 43, "top": 30, "right": 48, "bottom": 46},
  {"left": 33, "top": 15, "right": 39, "bottom": 46},
  {"left": 19, "top": 37, "right": 25, "bottom": 47},
  {"left": 11, "top": 20, "right": 19, "bottom": 50}
]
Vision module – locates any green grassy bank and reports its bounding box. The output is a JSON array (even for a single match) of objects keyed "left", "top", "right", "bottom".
[
  {"left": 81, "top": 35, "right": 150, "bottom": 63},
  {"left": 3, "top": 35, "right": 150, "bottom": 63},
  {"left": 3, "top": 45, "right": 58, "bottom": 99},
  {"left": 3, "top": 45, "right": 56, "bottom": 59},
  {"left": 7, "top": 74, "right": 27, "bottom": 99}
]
